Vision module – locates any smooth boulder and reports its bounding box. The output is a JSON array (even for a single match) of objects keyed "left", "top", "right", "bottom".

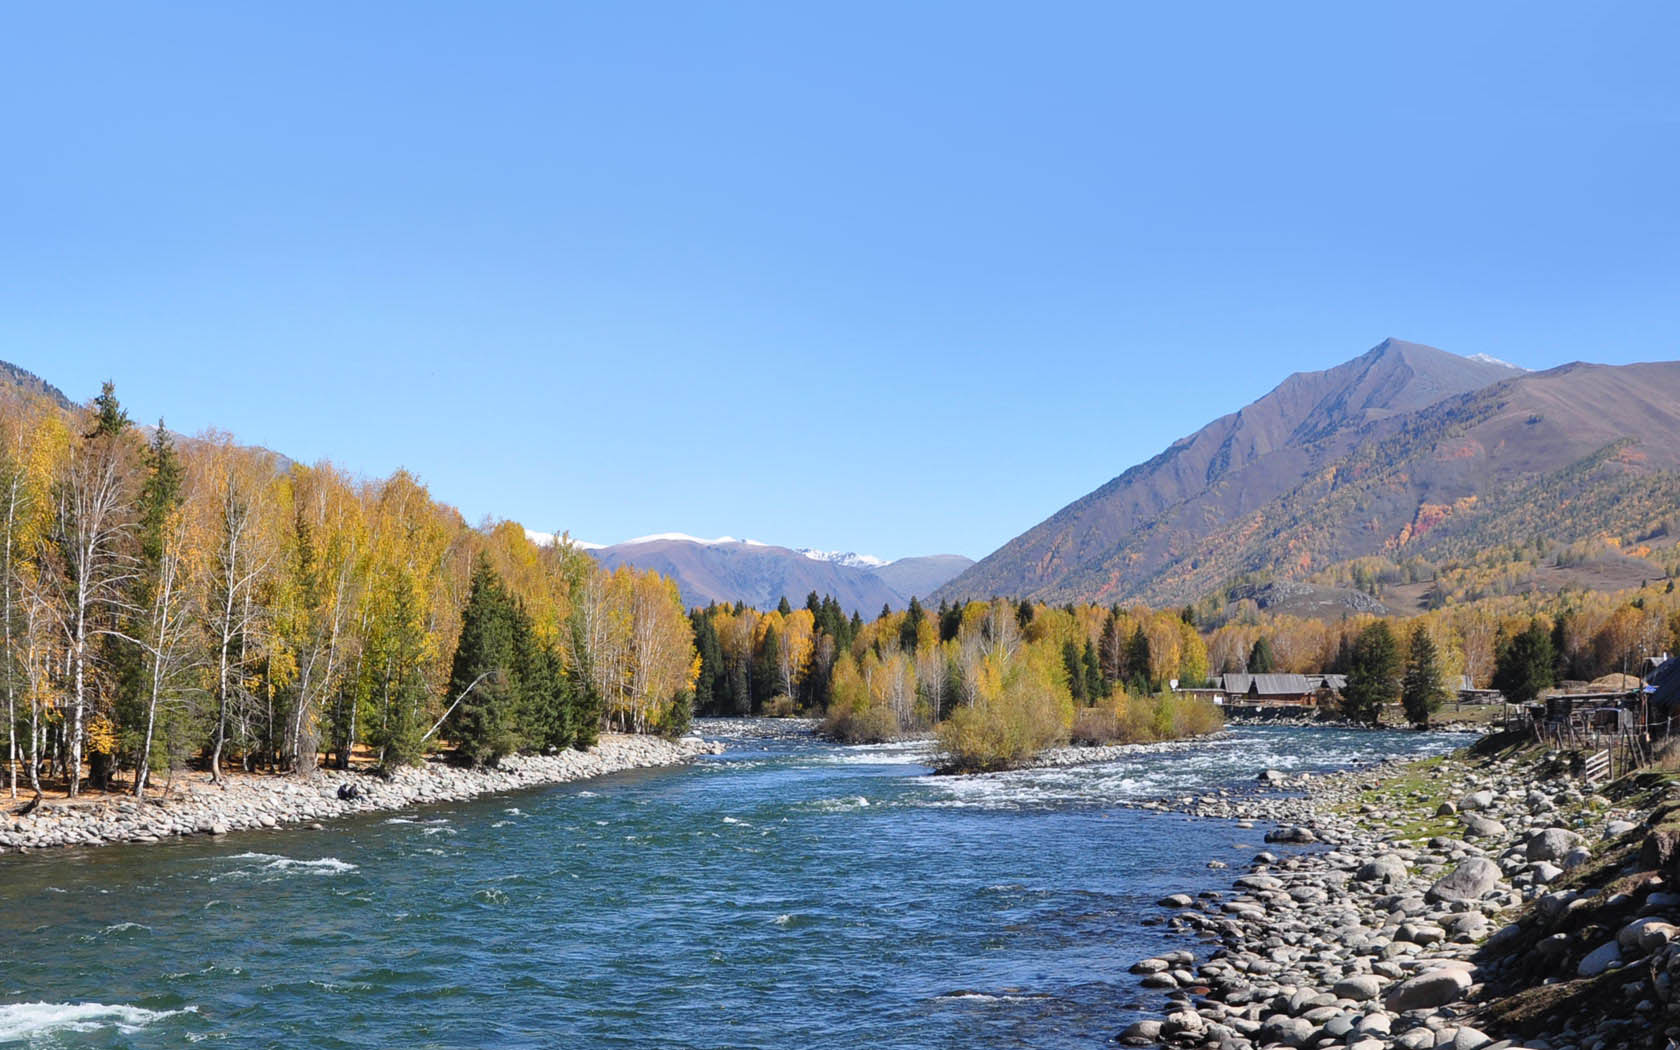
[{"left": 1427, "top": 856, "right": 1502, "bottom": 902}]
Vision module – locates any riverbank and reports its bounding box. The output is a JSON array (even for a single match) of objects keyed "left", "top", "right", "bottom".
[
  {"left": 1124, "top": 733, "right": 1680, "bottom": 1050},
  {"left": 0, "top": 733, "right": 724, "bottom": 854}
]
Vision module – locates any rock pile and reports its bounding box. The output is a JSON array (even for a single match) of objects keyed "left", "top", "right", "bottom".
[
  {"left": 1122, "top": 746, "right": 1680, "bottom": 1050},
  {"left": 0, "top": 733, "right": 723, "bottom": 853}
]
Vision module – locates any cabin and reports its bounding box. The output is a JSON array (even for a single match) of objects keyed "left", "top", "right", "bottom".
[{"left": 1212, "top": 673, "right": 1317, "bottom": 706}]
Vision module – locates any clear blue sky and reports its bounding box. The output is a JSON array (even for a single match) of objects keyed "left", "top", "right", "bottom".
[{"left": 5, "top": 3, "right": 1676, "bottom": 561}]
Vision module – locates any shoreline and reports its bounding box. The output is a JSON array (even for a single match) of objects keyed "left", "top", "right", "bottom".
[
  {"left": 0, "top": 733, "right": 724, "bottom": 855},
  {"left": 1122, "top": 732, "right": 1679, "bottom": 1050}
]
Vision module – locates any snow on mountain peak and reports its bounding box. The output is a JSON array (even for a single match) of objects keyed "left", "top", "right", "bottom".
[
  {"left": 796, "top": 548, "right": 889, "bottom": 569},
  {"left": 524, "top": 529, "right": 603, "bottom": 550},
  {"left": 616, "top": 532, "right": 768, "bottom": 548},
  {"left": 1467, "top": 352, "right": 1527, "bottom": 371}
]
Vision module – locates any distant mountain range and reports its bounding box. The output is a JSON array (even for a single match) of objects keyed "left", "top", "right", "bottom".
[
  {"left": 544, "top": 533, "right": 971, "bottom": 615},
  {"left": 938, "top": 338, "right": 1680, "bottom": 607}
]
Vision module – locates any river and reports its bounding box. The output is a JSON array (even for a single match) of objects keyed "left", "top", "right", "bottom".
[{"left": 0, "top": 722, "right": 1462, "bottom": 1048}]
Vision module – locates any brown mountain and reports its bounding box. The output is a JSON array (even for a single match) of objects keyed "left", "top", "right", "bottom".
[{"left": 937, "top": 340, "right": 1680, "bottom": 606}]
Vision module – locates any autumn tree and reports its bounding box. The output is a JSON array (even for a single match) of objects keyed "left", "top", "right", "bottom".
[{"left": 41, "top": 387, "right": 139, "bottom": 795}]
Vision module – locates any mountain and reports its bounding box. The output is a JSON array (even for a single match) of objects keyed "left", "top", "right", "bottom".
[
  {"left": 0, "top": 360, "right": 73, "bottom": 410},
  {"left": 583, "top": 535, "right": 973, "bottom": 614},
  {"left": 937, "top": 339, "right": 1680, "bottom": 607}
]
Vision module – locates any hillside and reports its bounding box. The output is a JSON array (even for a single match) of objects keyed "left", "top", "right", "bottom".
[
  {"left": 938, "top": 340, "right": 1680, "bottom": 607},
  {"left": 0, "top": 359, "right": 73, "bottom": 410},
  {"left": 585, "top": 536, "right": 972, "bottom": 615}
]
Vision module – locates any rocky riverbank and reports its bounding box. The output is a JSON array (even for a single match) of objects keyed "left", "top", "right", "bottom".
[
  {"left": 1123, "top": 734, "right": 1680, "bottom": 1050},
  {"left": 0, "top": 733, "right": 724, "bottom": 853}
]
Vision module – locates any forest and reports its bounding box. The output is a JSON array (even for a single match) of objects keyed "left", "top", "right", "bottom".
[
  {"left": 10, "top": 378, "right": 1680, "bottom": 793},
  {"left": 0, "top": 385, "right": 696, "bottom": 801}
]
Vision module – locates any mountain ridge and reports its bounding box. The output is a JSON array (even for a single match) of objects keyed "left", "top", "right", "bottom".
[{"left": 938, "top": 341, "right": 1680, "bottom": 608}]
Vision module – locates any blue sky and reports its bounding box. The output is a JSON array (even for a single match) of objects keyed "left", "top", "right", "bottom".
[{"left": 5, "top": 3, "right": 1677, "bottom": 561}]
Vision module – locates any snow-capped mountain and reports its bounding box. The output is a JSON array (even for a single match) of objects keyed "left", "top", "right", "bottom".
[
  {"left": 526, "top": 531, "right": 972, "bottom": 614},
  {"left": 794, "top": 548, "right": 889, "bottom": 569}
]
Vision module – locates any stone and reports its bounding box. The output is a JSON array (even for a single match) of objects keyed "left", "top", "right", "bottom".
[
  {"left": 1442, "top": 1026, "right": 1493, "bottom": 1050},
  {"left": 1618, "top": 917, "right": 1679, "bottom": 955},
  {"left": 1527, "top": 828, "right": 1582, "bottom": 862},
  {"left": 1530, "top": 861, "right": 1564, "bottom": 885},
  {"left": 1259, "top": 769, "right": 1287, "bottom": 784},
  {"left": 1427, "top": 857, "right": 1502, "bottom": 903},
  {"left": 1158, "top": 893, "right": 1194, "bottom": 908},
  {"left": 1266, "top": 825, "right": 1317, "bottom": 844},
  {"left": 1356, "top": 854, "right": 1411, "bottom": 885},
  {"left": 1461, "top": 813, "right": 1507, "bottom": 839},
  {"left": 1384, "top": 968, "right": 1473, "bottom": 1012},
  {"left": 1116, "top": 1019, "right": 1160, "bottom": 1046},
  {"left": 1161, "top": 1010, "right": 1204, "bottom": 1038},
  {"left": 1333, "top": 975, "right": 1384, "bottom": 1002},
  {"left": 1258, "top": 1014, "right": 1314, "bottom": 1047},
  {"left": 1460, "top": 790, "right": 1495, "bottom": 812},
  {"left": 1576, "top": 940, "right": 1622, "bottom": 977},
  {"left": 1436, "top": 801, "right": 1458, "bottom": 817}
]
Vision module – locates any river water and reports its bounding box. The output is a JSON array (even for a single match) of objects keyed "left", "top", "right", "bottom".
[{"left": 0, "top": 722, "right": 1462, "bottom": 1049}]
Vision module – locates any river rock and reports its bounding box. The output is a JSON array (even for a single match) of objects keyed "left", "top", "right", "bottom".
[
  {"left": 1259, "top": 1014, "right": 1314, "bottom": 1047},
  {"left": 1333, "top": 974, "right": 1384, "bottom": 1002},
  {"left": 1459, "top": 790, "right": 1494, "bottom": 812},
  {"left": 1619, "top": 917, "right": 1679, "bottom": 954},
  {"left": 1527, "top": 828, "right": 1582, "bottom": 862},
  {"left": 1578, "top": 940, "right": 1623, "bottom": 977},
  {"left": 1427, "top": 857, "right": 1502, "bottom": 902},
  {"left": 1266, "top": 825, "right": 1317, "bottom": 844},
  {"left": 1356, "top": 854, "right": 1410, "bottom": 885},
  {"left": 1384, "top": 968, "right": 1472, "bottom": 1012},
  {"left": 1460, "top": 813, "right": 1506, "bottom": 839}
]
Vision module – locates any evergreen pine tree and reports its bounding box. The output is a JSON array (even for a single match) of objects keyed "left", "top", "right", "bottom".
[
  {"left": 777, "top": 595, "right": 792, "bottom": 616},
  {"left": 89, "top": 380, "right": 131, "bottom": 438},
  {"left": 446, "top": 557, "right": 521, "bottom": 767},
  {"left": 1401, "top": 624, "right": 1447, "bottom": 727},
  {"left": 1062, "top": 641, "right": 1086, "bottom": 702},
  {"left": 1492, "top": 619, "right": 1555, "bottom": 706},
  {"left": 1082, "top": 640, "right": 1104, "bottom": 702},
  {"left": 899, "top": 596, "right": 924, "bottom": 653},
  {"left": 1248, "top": 636, "right": 1277, "bottom": 673},
  {"left": 1124, "top": 625, "right": 1152, "bottom": 692},
  {"left": 1341, "top": 622, "right": 1400, "bottom": 725}
]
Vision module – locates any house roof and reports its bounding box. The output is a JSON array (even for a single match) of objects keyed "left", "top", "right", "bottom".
[
  {"left": 1647, "top": 655, "right": 1680, "bottom": 707},
  {"left": 1220, "top": 673, "right": 1314, "bottom": 695}
]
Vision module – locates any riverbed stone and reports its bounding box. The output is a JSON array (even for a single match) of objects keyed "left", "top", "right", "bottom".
[
  {"left": 1384, "top": 968, "right": 1472, "bottom": 1012},
  {"left": 1427, "top": 857, "right": 1502, "bottom": 903},
  {"left": 1527, "top": 828, "right": 1582, "bottom": 862},
  {"left": 1577, "top": 941, "right": 1623, "bottom": 977}
]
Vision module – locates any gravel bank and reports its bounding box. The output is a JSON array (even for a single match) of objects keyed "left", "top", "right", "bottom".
[
  {"left": 1, "top": 733, "right": 724, "bottom": 853},
  {"left": 1123, "top": 739, "right": 1680, "bottom": 1050}
]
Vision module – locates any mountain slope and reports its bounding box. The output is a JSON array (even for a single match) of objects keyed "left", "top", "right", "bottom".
[
  {"left": 938, "top": 341, "right": 1680, "bottom": 606},
  {"left": 588, "top": 537, "right": 972, "bottom": 614},
  {"left": 0, "top": 360, "right": 74, "bottom": 410}
]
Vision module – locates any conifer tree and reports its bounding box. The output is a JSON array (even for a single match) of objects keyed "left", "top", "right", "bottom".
[
  {"left": 1125, "top": 625, "right": 1152, "bottom": 691},
  {"left": 1492, "top": 619, "right": 1555, "bottom": 706},
  {"left": 1401, "top": 624, "right": 1447, "bottom": 727},
  {"left": 1081, "top": 640, "right": 1103, "bottom": 701},
  {"left": 1341, "top": 622, "right": 1400, "bottom": 725},
  {"left": 900, "top": 596, "right": 924, "bottom": 653},
  {"left": 446, "top": 557, "right": 521, "bottom": 767},
  {"left": 1247, "top": 636, "right": 1276, "bottom": 674}
]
